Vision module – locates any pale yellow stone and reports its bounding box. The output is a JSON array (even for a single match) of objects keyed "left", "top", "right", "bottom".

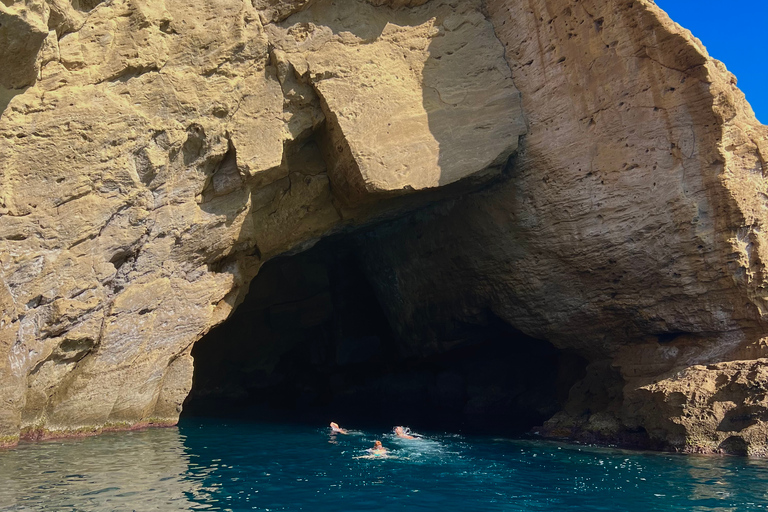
[
  {"left": 0, "top": 0, "right": 524, "bottom": 444},
  {"left": 1, "top": 0, "right": 765, "bottom": 457},
  {"left": 353, "top": 0, "right": 768, "bottom": 454},
  {"left": 268, "top": 0, "right": 524, "bottom": 205}
]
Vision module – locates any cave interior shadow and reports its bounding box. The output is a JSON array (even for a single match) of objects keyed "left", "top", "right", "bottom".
[{"left": 182, "top": 233, "right": 587, "bottom": 436}]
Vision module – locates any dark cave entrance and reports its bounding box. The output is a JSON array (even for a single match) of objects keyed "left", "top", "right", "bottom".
[{"left": 183, "top": 237, "right": 587, "bottom": 435}]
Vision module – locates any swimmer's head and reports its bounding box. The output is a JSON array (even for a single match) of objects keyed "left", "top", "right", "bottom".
[
  {"left": 374, "top": 440, "right": 383, "bottom": 448},
  {"left": 394, "top": 426, "right": 404, "bottom": 435},
  {"left": 330, "top": 422, "right": 339, "bottom": 429}
]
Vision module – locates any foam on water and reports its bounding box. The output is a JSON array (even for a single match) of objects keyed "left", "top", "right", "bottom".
[
  {"left": 382, "top": 432, "right": 458, "bottom": 464},
  {"left": 2, "top": 418, "right": 768, "bottom": 511}
]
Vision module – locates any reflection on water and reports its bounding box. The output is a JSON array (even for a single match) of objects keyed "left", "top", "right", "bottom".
[
  {"left": 0, "top": 427, "right": 200, "bottom": 511},
  {"left": 679, "top": 452, "right": 768, "bottom": 511},
  {"left": 2, "top": 418, "right": 768, "bottom": 511}
]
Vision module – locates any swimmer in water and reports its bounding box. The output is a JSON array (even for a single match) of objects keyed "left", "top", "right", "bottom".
[
  {"left": 394, "top": 426, "right": 418, "bottom": 439},
  {"left": 369, "top": 440, "right": 388, "bottom": 456},
  {"left": 330, "top": 422, "right": 348, "bottom": 434}
]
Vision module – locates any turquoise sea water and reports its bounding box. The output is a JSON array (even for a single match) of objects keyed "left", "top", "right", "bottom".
[{"left": 2, "top": 418, "right": 768, "bottom": 511}]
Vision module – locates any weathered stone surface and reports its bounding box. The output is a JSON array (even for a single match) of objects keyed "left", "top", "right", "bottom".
[
  {"left": 367, "top": 0, "right": 430, "bottom": 7},
  {"left": 0, "top": 0, "right": 96, "bottom": 112},
  {"left": 353, "top": 0, "right": 768, "bottom": 454},
  {"left": 252, "top": 0, "right": 316, "bottom": 24},
  {"left": 2, "top": 0, "right": 767, "bottom": 456},
  {"left": 0, "top": 1, "right": 48, "bottom": 92},
  {"left": 0, "top": 0, "right": 522, "bottom": 446},
  {"left": 266, "top": 0, "right": 524, "bottom": 205}
]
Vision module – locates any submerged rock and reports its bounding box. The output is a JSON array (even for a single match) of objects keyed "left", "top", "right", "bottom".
[{"left": 0, "top": 0, "right": 766, "bottom": 456}]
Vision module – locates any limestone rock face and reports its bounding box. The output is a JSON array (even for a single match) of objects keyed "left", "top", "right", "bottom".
[
  {"left": 354, "top": 0, "right": 768, "bottom": 454},
  {"left": 2, "top": 0, "right": 768, "bottom": 456},
  {"left": 0, "top": 0, "right": 91, "bottom": 111},
  {"left": 0, "top": 1, "right": 48, "bottom": 93},
  {"left": 0, "top": 0, "right": 522, "bottom": 446},
  {"left": 265, "top": 0, "right": 523, "bottom": 205}
]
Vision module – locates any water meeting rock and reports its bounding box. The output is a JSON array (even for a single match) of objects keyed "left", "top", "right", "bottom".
[{"left": 1, "top": 0, "right": 767, "bottom": 455}]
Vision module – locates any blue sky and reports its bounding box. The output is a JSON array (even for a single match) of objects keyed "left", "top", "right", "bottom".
[{"left": 654, "top": 0, "right": 767, "bottom": 124}]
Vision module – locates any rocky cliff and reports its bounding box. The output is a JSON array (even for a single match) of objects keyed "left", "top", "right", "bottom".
[{"left": 1, "top": 0, "right": 767, "bottom": 455}]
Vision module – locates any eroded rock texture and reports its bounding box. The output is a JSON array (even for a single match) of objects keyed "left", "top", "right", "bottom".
[
  {"left": 353, "top": 0, "right": 768, "bottom": 454},
  {"left": 0, "top": 0, "right": 523, "bottom": 445},
  {"left": 1, "top": 0, "right": 767, "bottom": 456}
]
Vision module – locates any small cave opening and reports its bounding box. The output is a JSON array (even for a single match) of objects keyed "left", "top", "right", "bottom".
[{"left": 183, "top": 237, "right": 588, "bottom": 435}]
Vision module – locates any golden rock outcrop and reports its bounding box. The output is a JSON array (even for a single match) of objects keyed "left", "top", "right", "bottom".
[
  {"left": 355, "top": 0, "right": 768, "bottom": 454},
  {"left": 1, "top": 0, "right": 767, "bottom": 455},
  {"left": 0, "top": 0, "right": 523, "bottom": 446}
]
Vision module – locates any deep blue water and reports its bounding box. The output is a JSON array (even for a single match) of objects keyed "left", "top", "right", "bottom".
[{"left": 2, "top": 418, "right": 768, "bottom": 511}]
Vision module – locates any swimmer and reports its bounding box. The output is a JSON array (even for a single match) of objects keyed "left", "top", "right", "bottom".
[
  {"left": 394, "top": 426, "right": 418, "bottom": 439},
  {"left": 369, "top": 440, "right": 388, "bottom": 456},
  {"left": 330, "top": 422, "right": 348, "bottom": 434}
]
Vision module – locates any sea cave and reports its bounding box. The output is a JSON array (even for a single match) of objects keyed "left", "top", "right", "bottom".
[{"left": 184, "top": 234, "right": 589, "bottom": 434}]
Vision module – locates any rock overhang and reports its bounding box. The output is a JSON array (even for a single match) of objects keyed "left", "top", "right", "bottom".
[
  {"left": 2, "top": 0, "right": 768, "bottom": 457},
  {"left": 0, "top": 0, "right": 524, "bottom": 446},
  {"left": 266, "top": 0, "right": 525, "bottom": 206}
]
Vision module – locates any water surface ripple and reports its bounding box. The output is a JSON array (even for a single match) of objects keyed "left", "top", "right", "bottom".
[{"left": 2, "top": 418, "right": 768, "bottom": 511}]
